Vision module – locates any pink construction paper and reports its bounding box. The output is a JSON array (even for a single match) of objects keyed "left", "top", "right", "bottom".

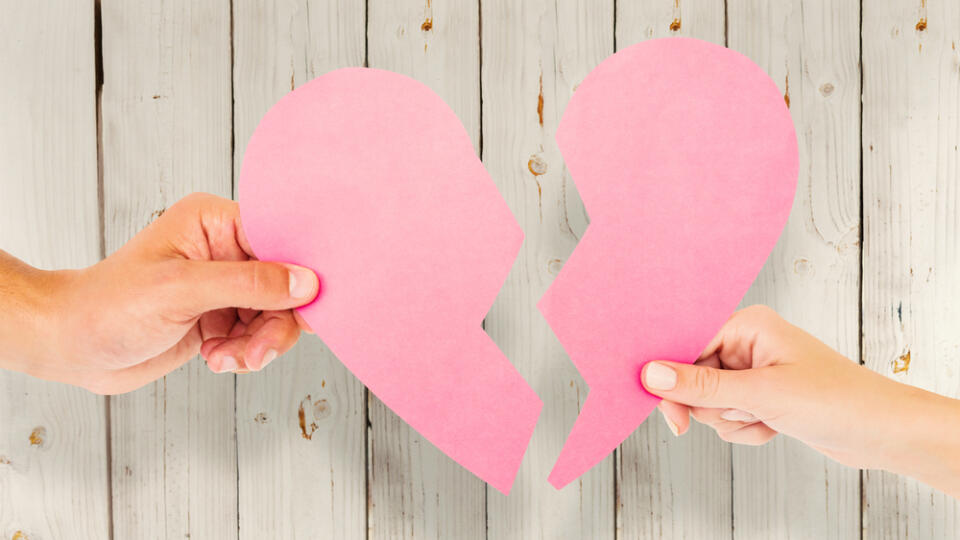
[
  {"left": 542, "top": 37, "right": 798, "bottom": 488},
  {"left": 238, "top": 68, "right": 541, "bottom": 495}
]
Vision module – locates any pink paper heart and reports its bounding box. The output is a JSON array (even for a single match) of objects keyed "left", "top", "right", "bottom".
[
  {"left": 541, "top": 37, "right": 798, "bottom": 488},
  {"left": 238, "top": 68, "right": 541, "bottom": 495}
]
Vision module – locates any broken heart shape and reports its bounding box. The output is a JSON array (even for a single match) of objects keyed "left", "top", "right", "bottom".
[
  {"left": 238, "top": 68, "right": 541, "bottom": 495},
  {"left": 238, "top": 37, "right": 797, "bottom": 495},
  {"left": 541, "top": 37, "right": 798, "bottom": 488}
]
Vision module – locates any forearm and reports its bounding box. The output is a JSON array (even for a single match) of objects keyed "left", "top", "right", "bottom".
[
  {"left": 0, "top": 250, "right": 66, "bottom": 376},
  {"left": 881, "top": 382, "right": 960, "bottom": 498}
]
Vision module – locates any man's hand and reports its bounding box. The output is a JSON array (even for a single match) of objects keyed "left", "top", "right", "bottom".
[{"left": 1, "top": 192, "right": 319, "bottom": 394}]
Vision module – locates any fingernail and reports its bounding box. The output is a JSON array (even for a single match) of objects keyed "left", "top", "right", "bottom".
[
  {"left": 259, "top": 348, "right": 278, "bottom": 371},
  {"left": 218, "top": 355, "right": 238, "bottom": 373},
  {"left": 287, "top": 265, "right": 319, "bottom": 300},
  {"left": 644, "top": 362, "right": 677, "bottom": 390},
  {"left": 720, "top": 409, "right": 757, "bottom": 422},
  {"left": 660, "top": 409, "right": 680, "bottom": 436}
]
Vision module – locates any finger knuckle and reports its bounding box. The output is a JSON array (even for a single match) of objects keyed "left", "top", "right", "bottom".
[
  {"left": 247, "top": 263, "right": 284, "bottom": 301},
  {"left": 693, "top": 367, "right": 720, "bottom": 400}
]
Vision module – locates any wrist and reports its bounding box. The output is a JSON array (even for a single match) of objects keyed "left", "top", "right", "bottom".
[
  {"left": 0, "top": 252, "right": 74, "bottom": 376},
  {"left": 880, "top": 382, "right": 960, "bottom": 496}
]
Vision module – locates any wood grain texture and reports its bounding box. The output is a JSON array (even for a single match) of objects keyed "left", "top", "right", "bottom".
[
  {"left": 728, "top": 1, "right": 863, "bottom": 539},
  {"left": 100, "top": 1, "right": 237, "bottom": 537},
  {"left": 232, "top": 1, "right": 367, "bottom": 538},
  {"left": 862, "top": 1, "right": 960, "bottom": 538},
  {"left": 0, "top": 4, "right": 109, "bottom": 538},
  {"left": 364, "top": 2, "right": 486, "bottom": 538},
  {"left": 6, "top": 2, "right": 960, "bottom": 538},
  {"left": 614, "top": 3, "right": 731, "bottom": 539},
  {"left": 481, "top": 2, "right": 615, "bottom": 538}
]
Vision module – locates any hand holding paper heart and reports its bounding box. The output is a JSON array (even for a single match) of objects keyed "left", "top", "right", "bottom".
[
  {"left": 541, "top": 37, "right": 798, "bottom": 488},
  {"left": 238, "top": 68, "right": 541, "bottom": 494}
]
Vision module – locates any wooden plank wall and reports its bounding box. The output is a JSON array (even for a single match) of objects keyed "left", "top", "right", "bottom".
[
  {"left": 232, "top": 2, "right": 367, "bottom": 538},
  {"left": 862, "top": 1, "right": 960, "bottom": 538},
  {"left": 481, "top": 2, "right": 614, "bottom": 539},
  {"left": 731, "top": 1, "right": 863, "bottom": 539},
  {"left": 1, "top": 1, "right": 960, "bottom": 538},
  {"left": 0, "top": 3, "right": 109, "bottom": 540},
  {"left": 100, "top": 2, "right": 237, "bottom": 538}
]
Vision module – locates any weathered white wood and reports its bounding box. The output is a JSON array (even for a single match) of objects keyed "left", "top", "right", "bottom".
[
  {"left": 481, "top": 2, "right": 615, "bottom": 538},
  {"left": 100, "top": 1, "right": 237, "bottom": 538},
  {"left": 862, "top": 1, "right": 960, "bottom": 538},
  {"left": 232, "top": 1, "right": 367, "bottom": 538},
  {"left": 728, "top": 2, "right": 863, "bottom": 539},
  {"left": 0, "top": 4, "right": 109, "bottom": 539},
  {"left": 614, "top": 3, "right": 731, "bottom": 539},
  {"left": 364, "top": 2, "right": 486, "bottom": 538}
]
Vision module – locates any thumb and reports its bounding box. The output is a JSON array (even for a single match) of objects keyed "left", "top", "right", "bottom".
[
  {"left": 178, "top": 260, "right": 320, "bottom": 313},
  {"left": 641, "top": 360, "right": 767, "bottom": 410}
]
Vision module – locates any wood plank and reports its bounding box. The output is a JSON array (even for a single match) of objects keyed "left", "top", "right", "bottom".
[
  {"left": 613, "top": 3, "right": 730, "bottom": 539},
  {"left": 481, "top": 2, "right": 615, "bottom": 538},
  {"left": 231, "top": 1, "right": 367, "bottom": 538},
  {"left": 862, "top": 1, "right": 960, "bottom": 537},
  {"left": 363, "top": 2, "right": 486, "bottom": 538},
  {"left": 99, "top": 1, "right": 237, "bottom": 537},
  {"left": 728, "top": 2, "right": 863, "bottom": 538},
  {"left": 0, "top": 3, "right": 109, "bottom": 539}
]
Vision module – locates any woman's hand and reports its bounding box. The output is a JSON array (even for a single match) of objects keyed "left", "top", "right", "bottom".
[
  {"left": 642, "top": 305, "right": 960, "bottom": 497},
  {"left": 1, "top": 192, "right": 319, "bottom": 394}
]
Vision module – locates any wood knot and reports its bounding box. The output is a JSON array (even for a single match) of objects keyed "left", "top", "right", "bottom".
[
  {"left": 421, "top": 18, "right": 432, "bottom": 31},
  {"left": 28, "top": 427, "right": 45, "bottom": 447},
  {"left": 916, "top": 18, "right": 927, "bottom": 32},
  {"left": 527, "top": 155, "right": 548, "bottom": 176},
  {"left": 893, "top": 351, "right": 911, "bottom": 374},
  {"left": 298, "top": 395, "right": 331, "bottom": 439}
]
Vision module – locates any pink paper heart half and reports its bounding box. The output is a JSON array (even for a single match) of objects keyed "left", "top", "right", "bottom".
[
  {"left": 541, "top": 37, "right": 799, "bottom": 488},
  {"left": 238, "top": 68, "right": 541, "bottom": 495}
]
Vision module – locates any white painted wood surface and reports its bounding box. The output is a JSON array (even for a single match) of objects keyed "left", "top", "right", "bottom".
[
  {"left": 614, "top": 3, "right": 732, "bottom": 539},
  {"left": 232, "top": 2, "right": 367, "bottom": 539},
  {"left": 0, "top": 3, "right": 110, "bottom": 540},
  {"left": 2, "top": 1, "right": 960, "bottom": 538},
  {"left": 730, "top": 1, "right": 863, "bottom": 539},
  {"left": 481, "top": 2, "right": 616, "bottom": 538},
  {"left": 862, "top": 1, "right": 960, "bottom": 538},
  {"left": 100, "top": 1, "right": 237, "bottom": 538}
]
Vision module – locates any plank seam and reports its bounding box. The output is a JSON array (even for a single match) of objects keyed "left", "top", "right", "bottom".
[
  {"left": 478, "top": 1, "right": 489, "bottom": 536},
  {"left": 363, "top": 3, "right": 371, "bottom": 539},
  {"left": 611, "top": 4, "right": 620, "bottom": 538},
  {"left": 722, "top": 3, "right": 734, "bottom": 538},
  {"left": 93, "top": 1, "right": 113, "bottom": 538},
  {"left": 228, "top": 1, "right": 243, "bottom": 536},
  {"left": 857, "top": 0, "right": 866, "bottom": 538}
]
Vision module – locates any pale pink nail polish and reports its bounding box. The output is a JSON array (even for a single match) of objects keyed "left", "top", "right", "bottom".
[
  {"left": 218, "top": 356, "right": 239, "bottom": 373},
  {"left": 644, "top": 362, "right": 677, "bottom": 390}
]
